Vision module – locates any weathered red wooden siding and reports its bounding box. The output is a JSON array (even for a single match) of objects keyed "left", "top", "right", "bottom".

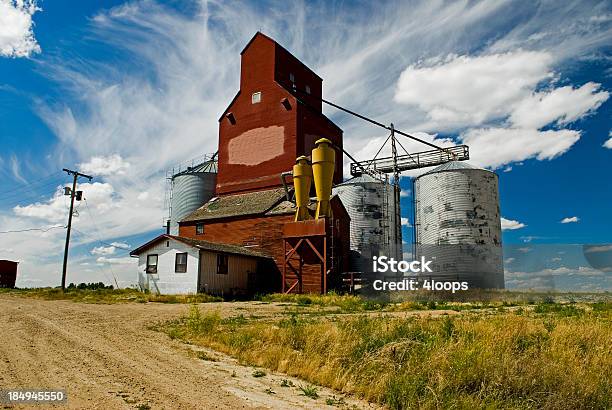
[
  {"left": 217, "top": 35, "right": 298, "bottom": 195},
  {"left": 179, "top": 202, "right": 350, "bottom": 293},
  {"left": 298, "top": 104, "right": 344, "bottom": 185},
  {"left": 216, "top": 33, "right": 343, "bottom": 195}
]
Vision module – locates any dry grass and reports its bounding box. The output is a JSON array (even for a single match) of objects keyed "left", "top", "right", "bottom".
[
  {"left": 0, "top": 287, "right": 222, "bottom": 304},
  {"left": 161, "top": 301, "right": 611, "bottom": 409}
]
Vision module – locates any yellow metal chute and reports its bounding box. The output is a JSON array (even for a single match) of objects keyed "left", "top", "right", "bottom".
[
  {"left": 293, "top": 156, "right": 313, "bottom": 221},
  {"left": 312, "top": 138, "right": 335, "bottom": 219}
]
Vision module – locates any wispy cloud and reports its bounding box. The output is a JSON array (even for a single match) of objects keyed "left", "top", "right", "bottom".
[
  {"left": 561, "top": 216, "right": 580, "bottom": 224},
  {"left": 9, "top": 154, "right": 27, "bottom": 183}
]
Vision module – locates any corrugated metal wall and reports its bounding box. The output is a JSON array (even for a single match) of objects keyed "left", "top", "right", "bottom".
[
  {"left": 334, "top": 176, "right": 402, "bottom": 272},
  {"left": 414, "top": 165, "right": 504, "bottom": 288},
  {"left": 170, "top": 172, "right": 216, "bottom": 234},
  {"left": 198, "top": 251, "right": 257, "bottom": 295}
]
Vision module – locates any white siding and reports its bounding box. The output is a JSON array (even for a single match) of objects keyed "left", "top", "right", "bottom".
[
  {"left": 137, "top": 239, "right": 199, "bottom": 294},
  {"left": 199, "top": 251, "right": 258, "bottom": 296}
]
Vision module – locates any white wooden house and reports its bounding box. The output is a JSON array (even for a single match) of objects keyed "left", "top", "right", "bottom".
[{"left": 130, "top": 234, "right": 272, "bottom": 296}]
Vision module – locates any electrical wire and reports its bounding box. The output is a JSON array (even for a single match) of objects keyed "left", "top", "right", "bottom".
[
  {"left": 0, "top": 225, "right": 66, "bottom": 234},
  {"left": 0, "top": 180, "right": 65, "bottom": 205},
  {"left": 0, "top": 171, "right": 63, "bottom": 196}
]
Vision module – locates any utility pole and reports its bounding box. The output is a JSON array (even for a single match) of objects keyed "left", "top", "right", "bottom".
[{"left": 61, "top": 168, "right": 93, "bottom": 291}]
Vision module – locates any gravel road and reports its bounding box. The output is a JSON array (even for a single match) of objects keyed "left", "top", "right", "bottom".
[{"left": 0, "top": 295, "right": 375, "bottom": 409}]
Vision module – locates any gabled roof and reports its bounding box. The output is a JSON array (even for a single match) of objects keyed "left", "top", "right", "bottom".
[
  {"left": 240, "top": 32, "right": 322, "bottom": 81},
  {"left": 180, "top": 187, "right": 288, "bottom": 222},
  {"left": 130, "top": 234, "right": 272, "bottom": 259}
]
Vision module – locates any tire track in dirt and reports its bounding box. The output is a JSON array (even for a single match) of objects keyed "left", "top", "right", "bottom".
[{"left": 0, "top": 296, "right": 375, "bottom": 409}]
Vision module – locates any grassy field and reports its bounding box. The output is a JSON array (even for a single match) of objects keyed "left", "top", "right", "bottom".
[
  {"left": 0, "top": 287, "right": 222, "bottom": 304},
  {"left": 159, "top": 297, "right": 611, "bottom": 409}
]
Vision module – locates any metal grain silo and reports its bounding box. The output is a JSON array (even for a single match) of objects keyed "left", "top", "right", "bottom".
[
  {"left": 414, "top": 161, "right": 504, "bottom": 288},
  {"left": 333, "top": 175, "right": 402, "bottom": 272},
  {"left": 169, "top": 159, "right": 217, "bottom": 234}
]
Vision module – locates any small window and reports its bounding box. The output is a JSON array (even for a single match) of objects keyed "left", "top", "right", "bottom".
[
  {"left": 196, "top": 223, "right": 204, "bottom": 235},
  {"left": 251, "top": 91, "right": 261, "bottom": 104},
  {"left": 146, "top": 254, "right": 158, "bottom": 274},
  {"left": 216, "top": 254, "right": 228, "bottom": 275},
  {"left": 175, "top": 252, "right": 188, "bottom": 273},
  {"left": 305, "top": 85, "right": 311, "bottom": 94},
  {"left": 289, "top": 73, "right": 295, "bottom": 82}
]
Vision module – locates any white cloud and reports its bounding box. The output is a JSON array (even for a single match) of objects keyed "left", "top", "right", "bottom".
[
  {"left": 462, "top": 128, "right": 580, "bottom": 169},
  {"left": 560, "top": 216, "right": 579, "bottom": 223},
  {"left": 501, "top": 217, "right": 526, "bottom": 230},
  {"left": 394, "top": 51, "right": 608, "bottom": 169},
  {"left": 401, "top": 217, "right": 411, "bottom": 227},
  {"left": 78, "top": 154, "right": 130, "bottom": 176},
  {"left": 504, "top": 257, "right": 515, "bottom": 264},
  {"left": 13, "top": 182, "right": 114, "bottom": 223},
  {"left": 111, "top": 241, "right": 130, "bottom": 249},
  {"left": 0, "top": 0, "right": 41, "bottom": 58},
  {"left": 96, "top": 256, "right": 134, "bottom": 265},
  {"left": 395, "top": 51, "right": 554, "bottom": 129},
  {"left": 91, "top": 245, "right": 115, "bottom": 256},
  {"left": 510, "top": 82, "right": 608, "bottom": 129},
  {"left": 603, "top": 131, "right": 612, "bottom": 149}
]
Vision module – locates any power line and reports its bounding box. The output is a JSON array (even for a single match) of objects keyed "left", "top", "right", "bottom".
[
  {"left": 0, "top": 225, "right": 66, "bottom": 234},
  {"left": 291, "top": 86, "right": 446, "bottom": 152},
  {"left": 0, "top": 171, "right": 64, "bottom": 196},
  {"left": 0, "top": 180, "right": 66, "bottom": 205},
  {"left": 71, "top": 227, "right": 131, "bottom": 257}
]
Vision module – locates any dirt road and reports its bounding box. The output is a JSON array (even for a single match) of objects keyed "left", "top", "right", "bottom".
[{"left": 0, "top": 296, "right": 374, "bottom": 409}]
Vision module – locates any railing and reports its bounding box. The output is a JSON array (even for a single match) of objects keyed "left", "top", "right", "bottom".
[{"left": 350, "top": 145, "right": 469, "bottom": 176}]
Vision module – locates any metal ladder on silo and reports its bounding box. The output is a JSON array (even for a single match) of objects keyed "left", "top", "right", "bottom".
[{"left": 381, "top": 175, "right": 391, "bottom": 256}]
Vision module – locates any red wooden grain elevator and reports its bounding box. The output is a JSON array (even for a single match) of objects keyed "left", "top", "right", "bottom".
[
  {"left": 216, "top": 32, "right": 343, "bottom": 195},
  {"left": 179, "top": 33, "right": 350, "bottom": 294}
]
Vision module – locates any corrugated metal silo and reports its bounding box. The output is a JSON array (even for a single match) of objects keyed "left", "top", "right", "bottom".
[
  {"left": 414, "top": 161, "right": 504, "bottom": 288},
  {"left": 333, "top": 175, "right": 402, "bottom": 272},
  {"left": 170, "top": 160, "right": 217, "bottom": 235}
]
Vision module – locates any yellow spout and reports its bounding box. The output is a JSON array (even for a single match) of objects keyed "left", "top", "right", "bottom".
[
  {"left": 312, "top": 138, "right": 335, "bottom": 219},
  {"left": 293, "top": 156, "right": 312, "bottom": 221}
]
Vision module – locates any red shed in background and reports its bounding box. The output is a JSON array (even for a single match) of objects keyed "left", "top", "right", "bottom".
[
  {"left": 0, "top": 260, "right": 18, "bottom": 288},
  {"left": 216, "top": 32, "right": 343, "bottom": 196}
]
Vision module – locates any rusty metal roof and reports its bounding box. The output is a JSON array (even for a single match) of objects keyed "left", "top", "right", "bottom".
[
  {"left": 130, "top": 234, "right": 272, "bottom": 259},
  {"left": 180, "top": 187, "right": 288, "bottom": 222}
]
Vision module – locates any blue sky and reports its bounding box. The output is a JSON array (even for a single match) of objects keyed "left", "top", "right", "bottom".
[{"left": 0, "top": 0, "right": 610, "bottom": 290}]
